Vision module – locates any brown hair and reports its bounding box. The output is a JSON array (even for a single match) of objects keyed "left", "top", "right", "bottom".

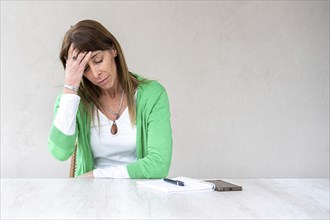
[{"left": 60, "top": 19, "right": 139, "bottom": 125}]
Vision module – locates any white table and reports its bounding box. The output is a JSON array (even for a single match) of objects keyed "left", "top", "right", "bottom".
[{"left": 1, "top": 178, "right": 329, "bottom": 219}]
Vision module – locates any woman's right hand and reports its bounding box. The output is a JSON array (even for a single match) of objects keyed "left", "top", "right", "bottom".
[{"left": 64, "top": 44, "right": 92, "bottom": 94}]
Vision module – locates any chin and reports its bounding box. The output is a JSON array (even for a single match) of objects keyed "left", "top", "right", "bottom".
[{"left": 102, "top": 83, "right": 115, "bottom": 90}]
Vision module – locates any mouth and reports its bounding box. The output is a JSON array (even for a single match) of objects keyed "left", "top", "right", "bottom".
[{"left": 97, "top": 77, "right": 109, "bottom": 85}]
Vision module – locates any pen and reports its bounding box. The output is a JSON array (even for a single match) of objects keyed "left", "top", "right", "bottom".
[{"left": 163, "top": 178, "right": 185, "bottom": 186}]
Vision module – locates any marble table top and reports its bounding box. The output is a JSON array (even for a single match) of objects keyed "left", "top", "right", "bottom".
[{"left": 1, "top": 178, "right": 329, "bottom": 219}]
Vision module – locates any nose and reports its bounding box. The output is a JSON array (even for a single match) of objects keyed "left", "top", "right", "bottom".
[{"left": 89, "top": 64, "right": 101, "bottom": 78}]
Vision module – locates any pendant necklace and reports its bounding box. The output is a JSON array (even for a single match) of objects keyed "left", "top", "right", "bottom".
[{"left": 103, "top": 91, "right": 125, "bottom": 135}]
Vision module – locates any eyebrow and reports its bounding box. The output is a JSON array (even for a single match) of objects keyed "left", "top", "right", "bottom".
[{"left": 92, "top": 52, "right": 102, "bottom": 58}]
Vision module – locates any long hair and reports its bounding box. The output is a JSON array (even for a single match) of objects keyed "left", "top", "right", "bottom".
[{"left": 59, "top": 19, "right": 139, "bottom": 125}]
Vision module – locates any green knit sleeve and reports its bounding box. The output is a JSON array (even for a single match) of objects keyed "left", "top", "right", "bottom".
[
  {"left": 127, "top": 86, "right": 173, "bottom": 178},
  {"left": 47, "top": 93, "right": 77, "bottom": 161}
]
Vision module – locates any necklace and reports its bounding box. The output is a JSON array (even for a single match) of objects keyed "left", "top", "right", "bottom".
[{"left": 103, "top": 91, "right": 125, "bottom": 135}]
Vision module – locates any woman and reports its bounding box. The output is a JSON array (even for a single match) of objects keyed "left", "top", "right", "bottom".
[{"left": 48, "top": 20, "right": 172, "bottom": 178}]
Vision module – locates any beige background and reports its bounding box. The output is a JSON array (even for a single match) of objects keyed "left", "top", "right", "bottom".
[{"left": 1, "top": 1, "right": 329, "bottom": 178}]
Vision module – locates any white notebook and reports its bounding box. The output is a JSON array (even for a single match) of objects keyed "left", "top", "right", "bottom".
[{"left": 136, "top": 176, "right": 215, "bottom": 193}]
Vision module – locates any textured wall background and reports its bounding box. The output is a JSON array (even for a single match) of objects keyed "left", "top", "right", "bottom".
[{"left": 1, "top": 1, "right": 329, "bottom": 178}]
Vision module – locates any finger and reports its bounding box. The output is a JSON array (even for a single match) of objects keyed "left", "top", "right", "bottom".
[
  {"left": 71, "top": 48, "right": 80, "bottom": 61},
  {"left": 69, "top": 45, "right": 81, "bottom": 62},
  {"left": 76, "top": 50, "right": 87, "bottom": 63},
  {"left": 79, "top": 51, "right": 92, "bottom": 64},
  {"left": 80, "top": 51, "right": 92, "bottom": 66},
  {"left": 68, "top": 44, "right": 75, "bottom": 60}
]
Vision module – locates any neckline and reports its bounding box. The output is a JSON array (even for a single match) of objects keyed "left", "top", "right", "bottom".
[
  {"left": 97, "top": 106, "right": 128, "bottom": 123},
  {"left": 95, "top": 88, "right": 137, "bottom": 123}
]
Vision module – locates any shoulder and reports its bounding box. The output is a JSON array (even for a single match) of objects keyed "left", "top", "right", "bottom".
[
  {"left": 134, "top": 74, "right": 166, "bottom": 95},
  {"left": 132, "top": 73, "right": 169, "bottom": 108}
]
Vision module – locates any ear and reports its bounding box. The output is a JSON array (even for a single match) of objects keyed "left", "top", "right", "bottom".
[{"left": 112, "top": 48, "right": 117, "bottom": 57}]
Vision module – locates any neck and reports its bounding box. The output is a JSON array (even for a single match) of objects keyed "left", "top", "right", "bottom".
[
  {"left": 100, "top": 86, "right": 125, "bottom": 116},
  {"left": 102, "top": 83, "right": 123, "bottom": 99}
]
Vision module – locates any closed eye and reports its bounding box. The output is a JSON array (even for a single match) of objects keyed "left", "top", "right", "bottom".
[{"left": 95, "top": 59, "right": 103, "bottom": 64}]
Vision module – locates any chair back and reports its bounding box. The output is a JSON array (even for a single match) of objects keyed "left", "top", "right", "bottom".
[{"left": 69, "top": 145, "right": 77, "bottom": 178}]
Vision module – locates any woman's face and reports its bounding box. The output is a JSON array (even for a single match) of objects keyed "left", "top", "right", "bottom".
[{"left": 83, "top": 49, "right": 118, "bottom": 90}]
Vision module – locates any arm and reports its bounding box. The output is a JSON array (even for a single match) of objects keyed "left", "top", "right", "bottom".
[
  {"left": 127, "top": 88, "right": 173, "bottom": 179},
  {"left": 48, "top": 93, "right": 79, "bottom": 161},
  {"left": 48, "top": 44, "right": 92, "bottom": 161}
]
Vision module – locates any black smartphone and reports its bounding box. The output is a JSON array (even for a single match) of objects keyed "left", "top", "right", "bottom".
[{"left": 204, "top": 180, "right": 242, "bottom": 191}]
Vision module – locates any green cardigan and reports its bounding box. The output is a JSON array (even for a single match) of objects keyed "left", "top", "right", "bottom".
[{"left": 48, "top": 75, "right": 172, "bottom": 178}]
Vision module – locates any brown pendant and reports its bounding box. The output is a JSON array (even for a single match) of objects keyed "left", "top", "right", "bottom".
[{"left": 111, "top": 121, "right": 118, "bottom": 135}]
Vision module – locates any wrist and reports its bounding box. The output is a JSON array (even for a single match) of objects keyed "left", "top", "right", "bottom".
[
  {"left": 64, "top": 84, "right": 79, "bottom": 93},
  {"left": 63, "top": 88, "right": 78, "bottom": 95},
  {"left": 64, "top": 78, "right": 81, "bottom": 88}
]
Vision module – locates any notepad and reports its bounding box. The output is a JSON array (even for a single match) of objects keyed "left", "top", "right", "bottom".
[{"left": 136, "top": 176, "right": 215, "bottom": 193}]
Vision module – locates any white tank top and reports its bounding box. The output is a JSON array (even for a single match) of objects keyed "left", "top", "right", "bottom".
[{"left": 90, "top": 106, "right": 137, "bottom": 169}]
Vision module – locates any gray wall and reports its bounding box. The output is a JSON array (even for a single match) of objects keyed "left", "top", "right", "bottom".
[{"left": 1, "top": 1, "right": 329, "bottom": 178}]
